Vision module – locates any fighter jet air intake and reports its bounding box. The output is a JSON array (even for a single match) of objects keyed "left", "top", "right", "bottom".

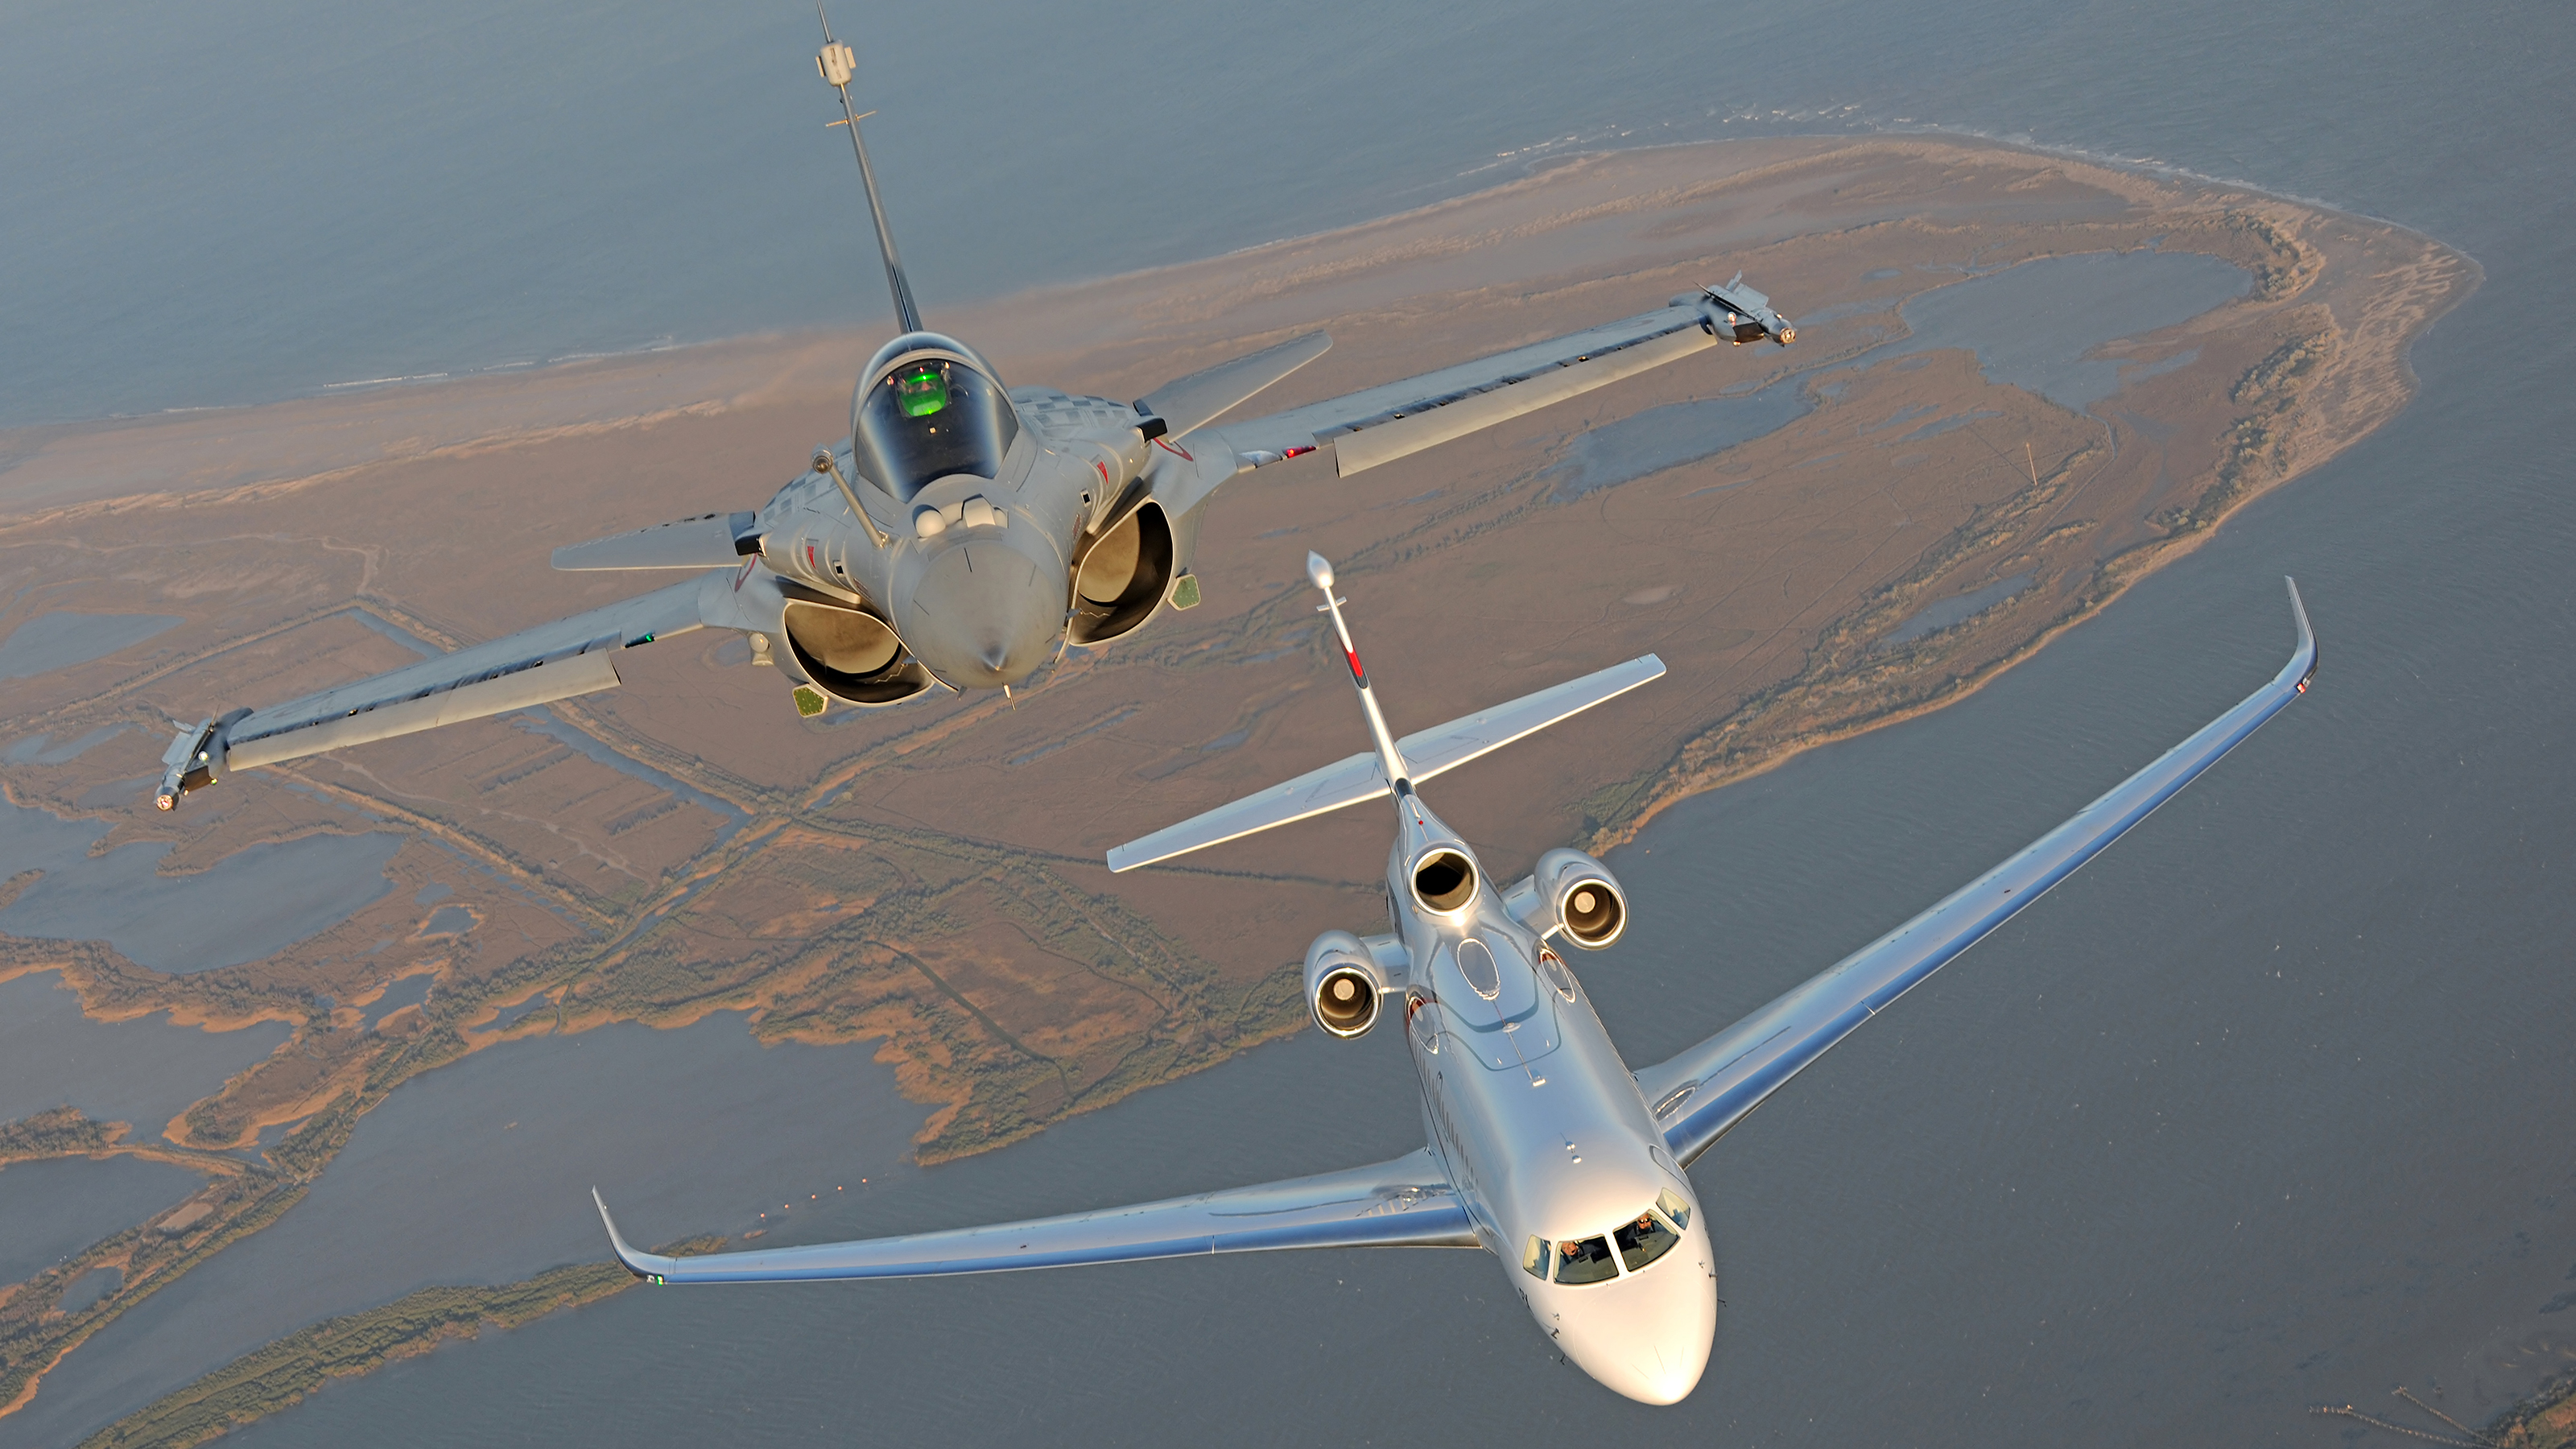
[
  {"left": 592, "top": 554, "right": 2318, "bottom": 1405},
  {"left": 150, "top": 14, "right": 1794, "bottom": 811}
]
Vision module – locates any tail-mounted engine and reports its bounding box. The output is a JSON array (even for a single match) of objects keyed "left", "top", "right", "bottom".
[
  {"left": 1504, "top": 848, "right": 1629, "bottom": 949},
  {"left": 780, "top": 595, "right": 935, "bottom": 706},
  {"left": 1067, "top": 499, "right": 1174, "bottom": 646},
  {"left": 1304, "top": 929, "right": 1410, "bottom": 1038}
]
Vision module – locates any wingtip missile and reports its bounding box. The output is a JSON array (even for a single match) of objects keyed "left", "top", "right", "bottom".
[{"left": 1698, "top": 277, "right": 1795, "bottom": 346}]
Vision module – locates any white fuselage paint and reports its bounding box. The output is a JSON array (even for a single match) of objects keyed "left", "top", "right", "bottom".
[{"left": 1379, "top": 790, "right": 1716, "bottom": 1406}]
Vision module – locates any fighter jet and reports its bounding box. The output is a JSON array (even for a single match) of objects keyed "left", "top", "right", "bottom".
[
  {"left": 151, "top": 15, "right": 1797, "bottom": 811},
  {"left": 589, "top": 554, "right": 2318, "bottom": 1405}
]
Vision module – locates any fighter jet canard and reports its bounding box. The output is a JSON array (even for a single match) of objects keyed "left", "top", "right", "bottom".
[
  {"left": 150, "top": 11, "right": 1799, "bottom": 812},
  {"left": 590, "top": 555, "right": 2320, "bottom": 1406}
]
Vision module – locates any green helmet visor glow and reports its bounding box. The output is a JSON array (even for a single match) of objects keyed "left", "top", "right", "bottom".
[{"left": 894, "top": 365, "right": 949, "bottom": 419}]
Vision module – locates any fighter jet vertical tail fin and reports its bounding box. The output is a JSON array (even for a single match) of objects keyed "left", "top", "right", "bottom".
[
  {"left": 815, "top": 7, "right": 921, "bottom": 333},
  {"left": 1305, "top": 553, "right": 1414, "bottom": 795}
]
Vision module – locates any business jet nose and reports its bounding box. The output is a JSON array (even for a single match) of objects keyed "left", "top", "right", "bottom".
[
  {"left": 895, "top": 535, "right": 1061, "bottom": 690},
  {"left": 1544, "top": 1258, "right": 1715, "bottom": 1406}
]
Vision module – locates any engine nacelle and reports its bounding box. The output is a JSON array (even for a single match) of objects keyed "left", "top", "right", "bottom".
[
  {"left": 1503, "top": 848, "right": 1629, "bottom": 950},
  {"left": 1067, "top": 500, "right": 1175, "bottom": 646},
  {"left": 1304, "top": 929, "right": 1406, "bottom": 1038},
  {"left": 779, "top": 597, "right": 935, "bottom": 706}
]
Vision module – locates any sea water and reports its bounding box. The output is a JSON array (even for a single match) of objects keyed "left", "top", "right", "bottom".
[{"left": 3, "top": 0, "right": 2569, "bottom": 1444}]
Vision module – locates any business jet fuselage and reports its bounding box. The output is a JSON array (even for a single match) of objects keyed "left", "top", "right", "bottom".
[{"left": 1369, "top": 786, "right": 1716, "bottom": 1402}]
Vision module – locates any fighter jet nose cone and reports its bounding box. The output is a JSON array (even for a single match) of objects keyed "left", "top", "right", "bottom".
[
  {"left": 897, "top": 537, "right": 1060, "bottom": 691},
  {"left": 1306, "top": 552, "right": 1335, "bottom": 591}
]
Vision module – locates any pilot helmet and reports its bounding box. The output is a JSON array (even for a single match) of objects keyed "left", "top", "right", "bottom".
[{"left": 893, "top": 362, "right": 950, "bottom": 419}]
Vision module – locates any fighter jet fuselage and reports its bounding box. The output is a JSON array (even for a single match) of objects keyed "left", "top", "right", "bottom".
[
  {"left": 150, "top": 19, "right": 1794, "bottom": 808},
  {"left": 748, "top": 332, "right": 1209, "bottom": 702}
]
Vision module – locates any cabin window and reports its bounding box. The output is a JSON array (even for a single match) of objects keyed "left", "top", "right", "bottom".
[
  {"left": 1655, "top": 1187, "right": 1692, "bottom": 1232},
  {"left": 1554, "top": 1234, "right": 1620, "bottom": 1286}
]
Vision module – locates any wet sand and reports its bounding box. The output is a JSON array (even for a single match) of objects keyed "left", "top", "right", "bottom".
[
  {"left": 0, "top": 134, "right": 2474, "bottom": 1149},
  {"left": 2, "top": 1012, "right": 924, "bottom": 1449},
  {"left": 0, "top": 134, "right": 2478, "bottom": 1439}
]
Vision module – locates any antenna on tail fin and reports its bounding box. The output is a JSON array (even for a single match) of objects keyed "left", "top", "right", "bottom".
[
  {"left": 1307, "top": 553, "right": 1412, "bottom": 792},
  {"left": 815, "top": 6, "right": 922, "bottom": 333}
]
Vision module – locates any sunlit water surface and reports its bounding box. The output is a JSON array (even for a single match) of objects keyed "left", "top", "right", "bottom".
[{"left": 0, "top": 0, "right": 2566, "bottom": 1444}]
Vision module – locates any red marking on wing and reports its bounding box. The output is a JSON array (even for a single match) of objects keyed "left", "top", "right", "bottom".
[{"left": 1154, "top": 436, "right": 1195, "bottom": 461}]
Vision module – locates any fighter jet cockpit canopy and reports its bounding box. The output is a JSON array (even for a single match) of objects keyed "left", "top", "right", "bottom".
[{"left": 849, "top": 333, "right": 1020, "bottom": 502}]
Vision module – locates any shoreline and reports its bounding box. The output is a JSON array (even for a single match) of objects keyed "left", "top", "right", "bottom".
[
  {"left": 0, "top": 132, "right": 2482, "bottom": 1438},
  {"left": 0, "top": 123, "right": 2467, "bottom": 454},
  {"left": 0, "top": 130, "right": 2478, "bottom": 1143},
  {"left": 0, "top": 132, "right": 2477, "bottom": 1140}
]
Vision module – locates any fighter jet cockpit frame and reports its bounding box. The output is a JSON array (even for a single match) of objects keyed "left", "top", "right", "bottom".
[{"left": 849, "top": 333, "right": 1021, "bottom": 502}]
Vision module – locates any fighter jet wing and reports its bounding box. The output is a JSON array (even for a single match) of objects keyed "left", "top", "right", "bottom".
[
  {"left": 551, "top": 512, "right": 759, "bottom": 571},
  {"left": 592, "top": 1146, "right": 1473, "bottom": 1284},
  {"left": 1207, "top": 283, "right": 1790, "bottom": 480},
  {"left": 1638, "top": 580, "right": 2318, "bottom": 1168},
  {"left": 155, "top": 572, "right": 737, "bottom": 807},
  {"left": 1138, "top": 332, "right": 1333, "bottom": 440}
]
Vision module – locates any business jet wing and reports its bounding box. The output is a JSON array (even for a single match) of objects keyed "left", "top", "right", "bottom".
[
  {"left": 591, "top": 1146, "right": 1473, "bottom": 1284},
  {"left": 1638, "top": 580, "right": 2318, "bottom": 1169},
  {"left": 1145, "top": 281, "right": 1794, "bottom": 518}
]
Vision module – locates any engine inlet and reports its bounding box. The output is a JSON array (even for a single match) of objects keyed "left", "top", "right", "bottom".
[{"left": 1314, "top": 968, "right": 1378, "bottom": 1037}]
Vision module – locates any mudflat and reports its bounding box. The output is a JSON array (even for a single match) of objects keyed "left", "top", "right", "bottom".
[{"left": 0, "top": 133, "right": 2472, "bottom": 1426}]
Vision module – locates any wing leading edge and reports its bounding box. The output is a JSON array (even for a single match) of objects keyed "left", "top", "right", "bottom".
[
  {"left": 155, "top": 572, "right": 741, "bottom": 807},
  {"left": 592, "top": 1147, "right": 1472, "bottom": 1285},
  {"left": 1145, "top": 286, "right": 1792, "bottom": 520},
  {"left": 1641, "top": 580, "right": 2318, "bottom": 1167},
  {"left": 1210, "top": 303, "right": 1716, "bottom": 480}
]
